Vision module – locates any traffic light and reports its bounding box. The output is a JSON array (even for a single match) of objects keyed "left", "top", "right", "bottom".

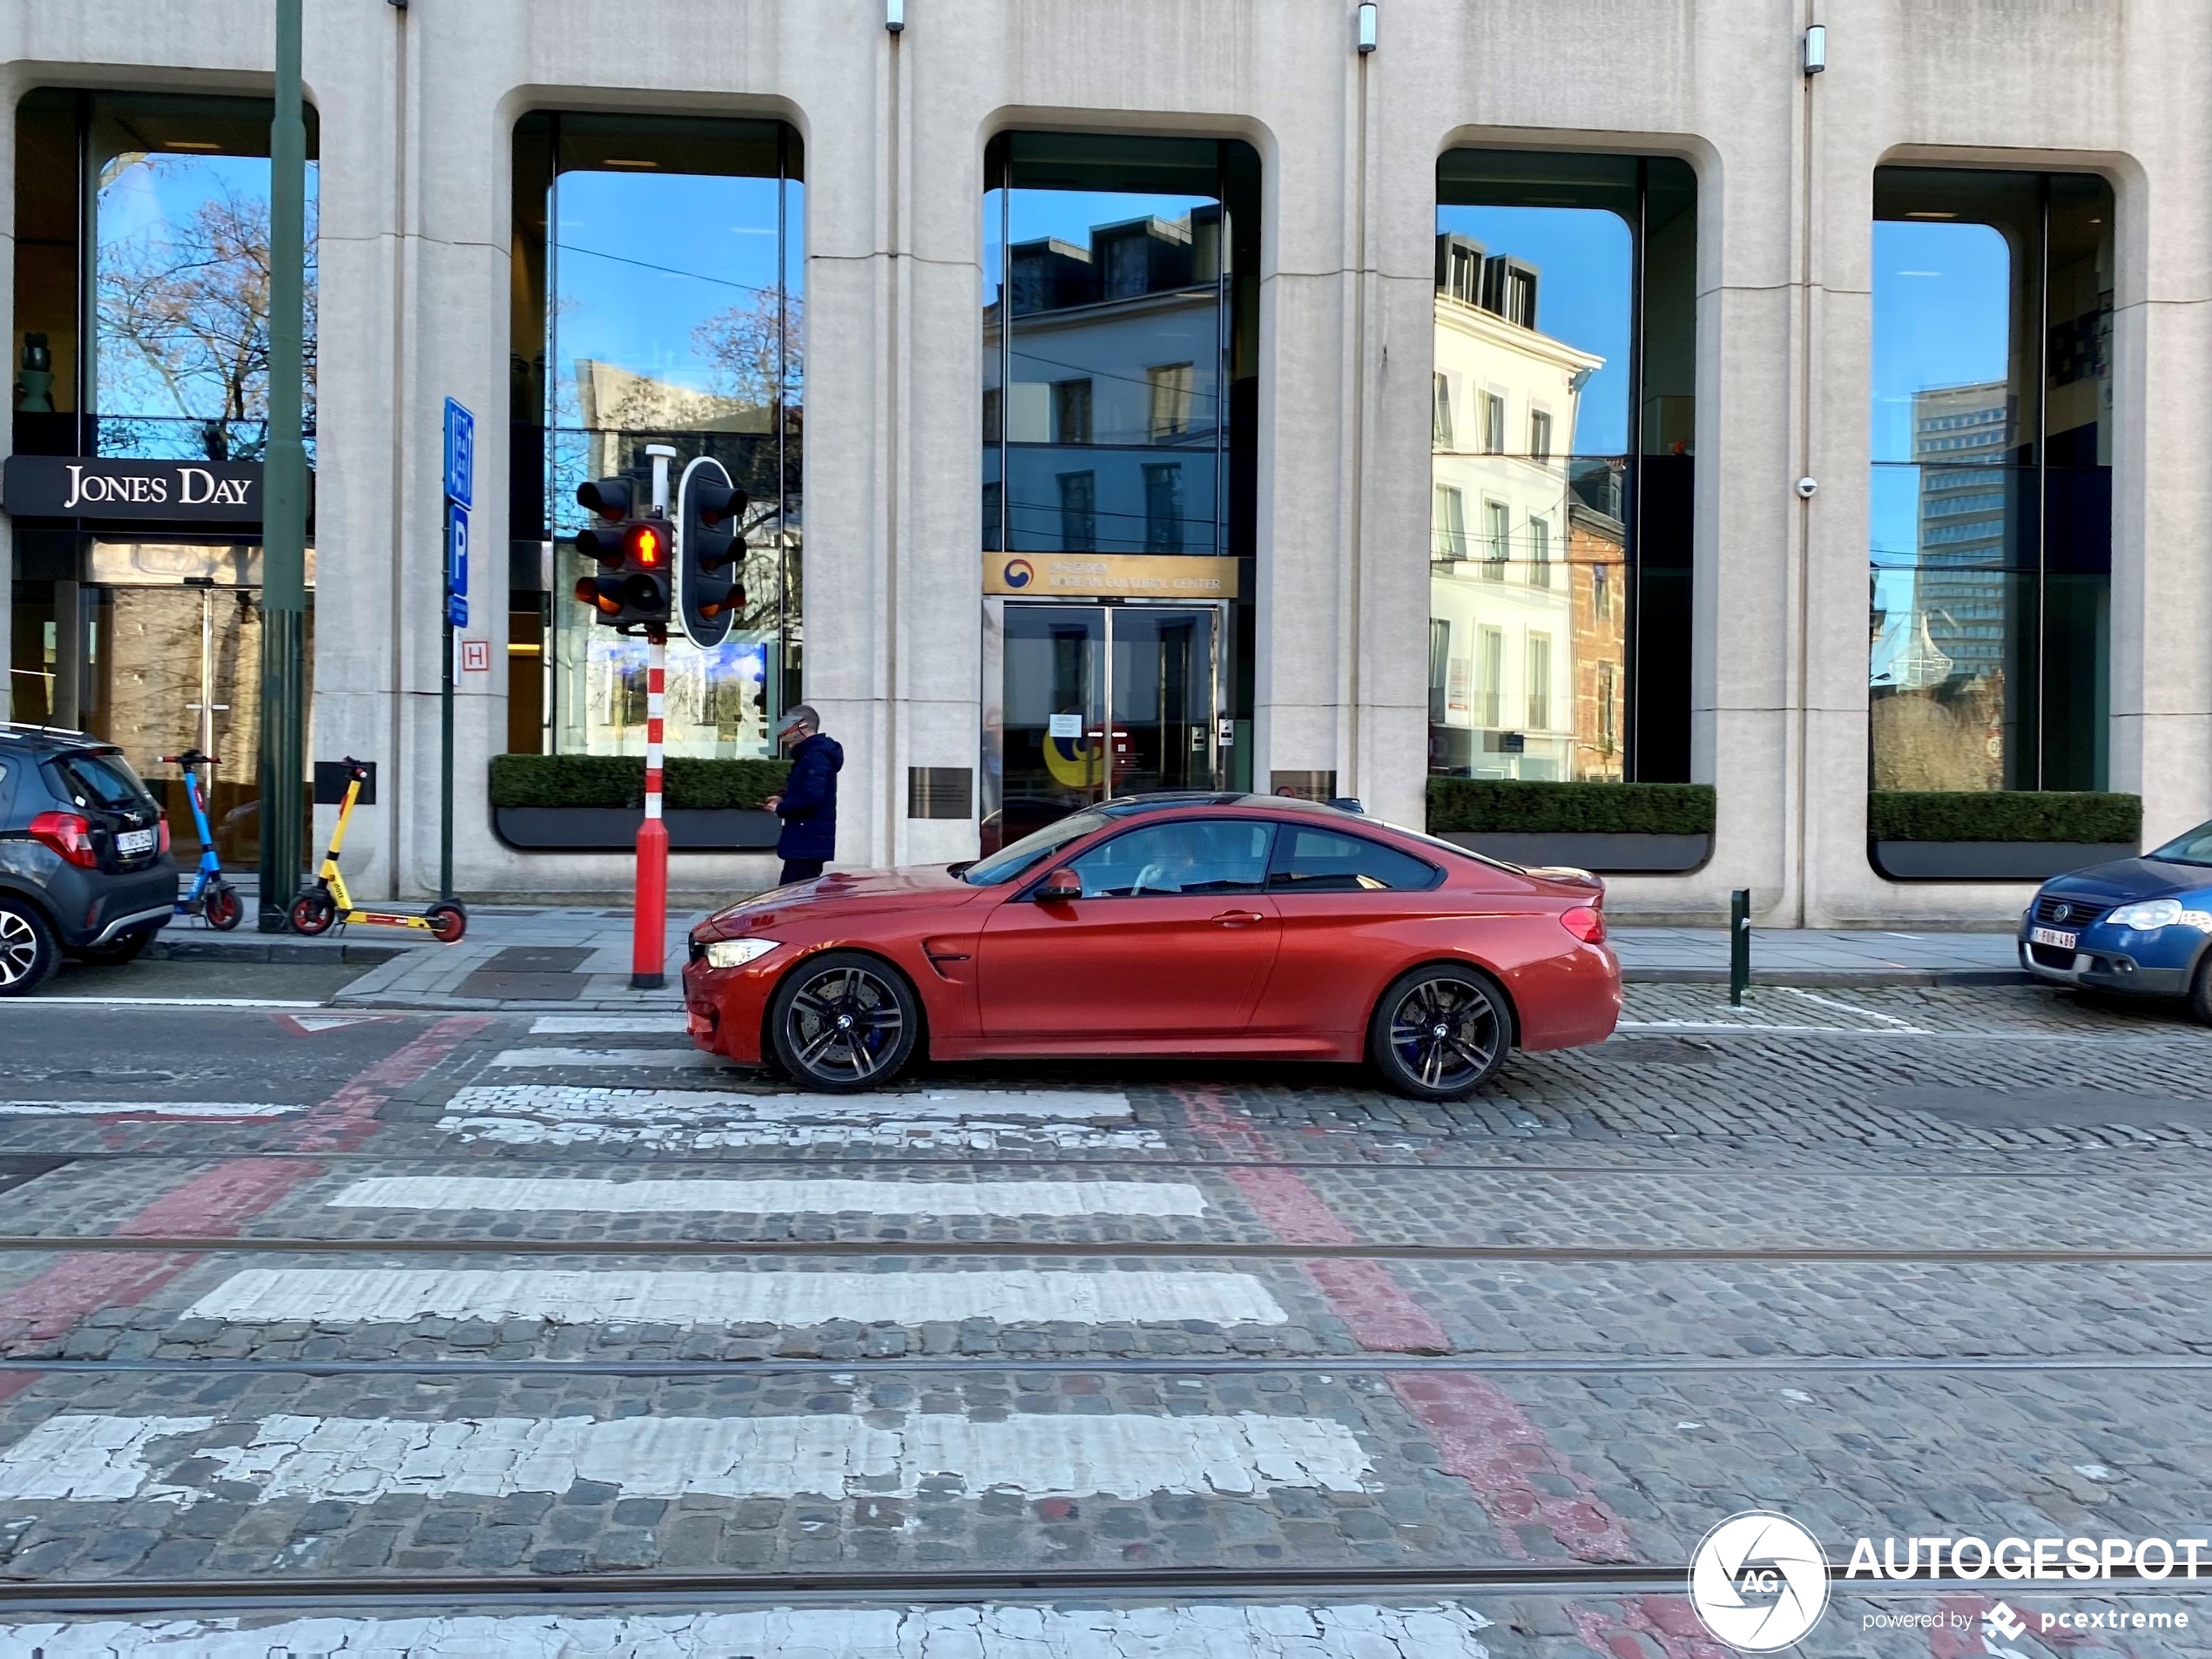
[
  {"left": 570, "top": 475, "right": 673, "bottom": 632},
  {"left": 676, "top": 456, "right": 748, "bottom": 649}
]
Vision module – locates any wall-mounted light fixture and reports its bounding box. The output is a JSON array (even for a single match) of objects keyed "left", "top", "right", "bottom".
[
  {"left": 1803, "top": 24, "right": 1826, "bottom": 75},
  {"left": 1356, "top": 2, "right": 1378, "bottom": 53},
  {"left": 887, "top": 0, "right": 904, "bottom": 32}
]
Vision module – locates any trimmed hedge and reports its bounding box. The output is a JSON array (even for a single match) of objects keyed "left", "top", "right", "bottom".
[
  {"left": 1868, "top": 790, "right": 2141, "bottom": 846},
  {"left": 1426, "top": 779, "right": 1716, "bottom": 836},
  {"left": 489, "top": 753, "right": 791, "bottom": 812}
]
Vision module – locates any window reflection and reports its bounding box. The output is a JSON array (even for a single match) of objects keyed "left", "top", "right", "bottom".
[
  {"left": 86, "top": 94, "right": 319, "bottom": 463},
  {"left": 513, "top": 114, "right": 803, "bottom": 759},
  {"left": 1429, "top": 152, "right": 1696, "bottom": 784},
  {"left": 1869, "top": 168, "right": 2112, "bottom": 793}
]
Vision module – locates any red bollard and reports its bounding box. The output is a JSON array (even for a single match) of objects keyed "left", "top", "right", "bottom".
[{"left": 631, "top": 631, "right": 669, "bottom": 989}]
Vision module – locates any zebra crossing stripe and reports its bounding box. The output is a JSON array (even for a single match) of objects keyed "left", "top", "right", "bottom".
[
  {"left": 444, "top": 1084, "right": 1135, "bottom": 1122},
  {"left": 529, "top": 1014, "right": 689, "bottom": 1034},
  {"left": 0, "top": 1605, "right": 1494, "bottom": 1655},
  {"left": 330, "top": 1175, "right": 1205, "bottom": 1216},
  {"left": 489, "top": 1047, "right": 720, "bottom": 1069},
  {"left": 181, "top": 1267, "right": 1288, "bottom": 1326},
  {"left": 0, "top": 1411, "right": 1369, "bottom": 1505},
  {"left": 0, "top": 1102, "right": 301, "bottom": 1118}
]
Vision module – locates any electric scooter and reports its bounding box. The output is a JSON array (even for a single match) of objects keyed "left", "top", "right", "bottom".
[
  {"left": 159, "top": 749, "right": 244, "bottom": 931},
  {"left": 289, "top": 756, "right": 468, "bottom": 942}
]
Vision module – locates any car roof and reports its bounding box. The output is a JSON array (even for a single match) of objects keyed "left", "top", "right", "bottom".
[
  {"left": 1093, "top": 792, "right": 1365, "bottom": 819},
  {"left": 0, "top": 724, "right": 120, "bottom": 756}
]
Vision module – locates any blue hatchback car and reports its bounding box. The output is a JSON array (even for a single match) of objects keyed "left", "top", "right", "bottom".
[{"left": 2020, "top": 821, "right": 2212, "bottom": 1019}]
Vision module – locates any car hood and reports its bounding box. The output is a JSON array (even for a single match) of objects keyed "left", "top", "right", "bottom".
[
  {"left": 2040, "top": 856, "right": 2212, "bottom": 907},
  {"left": 698, "top": 863, "right": 979, "bottom": 936}
]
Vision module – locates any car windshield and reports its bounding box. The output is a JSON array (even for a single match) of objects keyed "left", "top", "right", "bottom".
[
  {"left": 2148, "top": 821, "right": 2212, "bottom": 867},
  {"left": 962, "top": 807, "right": 1113, "bottom": 885},
  {"left": 50, "top": 751, "right": 150, "bottom": 812}
]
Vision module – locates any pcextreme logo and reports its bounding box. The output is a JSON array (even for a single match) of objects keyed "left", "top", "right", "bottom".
[{"left": 1689, "top": 1511, "right": 1832, "bottom": 1650}]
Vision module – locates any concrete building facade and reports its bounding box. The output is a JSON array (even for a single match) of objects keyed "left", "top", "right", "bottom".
[{"left": 4, "top": 0, "right": 2207, "bottom": 926}]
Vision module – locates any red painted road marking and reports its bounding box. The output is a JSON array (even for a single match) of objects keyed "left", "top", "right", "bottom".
[
  {"left": 0, "top": 1016, "right": 489, "bottom": 1355},
  {"left": 1174, "top": 1085, "right": 1635, "bottom": 1563},
  {"left": 1571, "top": 1597, "right": 1730, "bottom": 1659}
]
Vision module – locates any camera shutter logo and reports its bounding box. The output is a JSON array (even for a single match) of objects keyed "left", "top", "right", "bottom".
[{"left": 1689, "top": 1511, "right": 1831, "bottom": 1651}]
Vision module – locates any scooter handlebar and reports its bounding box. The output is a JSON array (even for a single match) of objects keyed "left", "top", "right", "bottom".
[{"left": 159, "top": 750, "right": 219, "bottom": 767}]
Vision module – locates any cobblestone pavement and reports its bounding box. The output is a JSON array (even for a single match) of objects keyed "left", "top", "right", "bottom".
[{"left": 0, "top": 988, "right": 2205, "bottom": 1655}]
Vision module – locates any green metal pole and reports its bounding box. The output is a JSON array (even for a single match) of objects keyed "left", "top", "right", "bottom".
[
  {"left": 259, "top": 0, "right": 308, "bottom": 930},
  {"left": 1729, "top": 887, "right": 1750, "bottom": 1008}
]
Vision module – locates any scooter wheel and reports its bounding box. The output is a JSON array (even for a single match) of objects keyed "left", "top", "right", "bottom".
[
  {"left": 426, "top": 901, "right": 467, "bottom": 944},
  {"left": 289, "top": 893, "right": 338, "bottom": 937},
  {"left": 204, "top": 883, "right": 244, "bottom": 932}
]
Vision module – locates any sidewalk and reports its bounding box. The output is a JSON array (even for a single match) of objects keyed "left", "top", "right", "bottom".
[{"left": 147, "top": 906, "right": 2030, "bottom": 1008}]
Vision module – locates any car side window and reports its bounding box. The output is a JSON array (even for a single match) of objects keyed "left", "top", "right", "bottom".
[
  {"left": 1064, "top": 819, "right": 1273, "bottom": 899},
  {"left": 1267, "top": 825, "right": 1441, "bottom": 893}
]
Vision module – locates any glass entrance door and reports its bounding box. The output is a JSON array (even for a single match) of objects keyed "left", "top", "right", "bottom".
[{"left": 990, "top": 601, "right": 1221, "bottom": 848}]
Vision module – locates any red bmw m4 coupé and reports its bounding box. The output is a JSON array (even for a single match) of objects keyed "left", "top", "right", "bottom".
[{"left": 684, "top": 793, "right": 1619, "bottom": 1099}]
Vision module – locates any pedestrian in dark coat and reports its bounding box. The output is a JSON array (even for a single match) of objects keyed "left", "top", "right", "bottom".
[{"left": 765, "top": 705, "right": 841, "bottom": 884}]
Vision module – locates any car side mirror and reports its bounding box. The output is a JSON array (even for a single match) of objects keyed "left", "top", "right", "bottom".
[{"left": 1038, "top": 867, "right": 1082, "bottom": 902}]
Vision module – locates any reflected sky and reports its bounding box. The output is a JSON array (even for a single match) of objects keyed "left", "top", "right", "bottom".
[
  {"left": 988, "top": 189, "right": 1220, "bottom": 307},
  {"left": 551, "top": 171, "right": 798, "bottom": 417},
  {"left": 1435, "top": 204, "right": 1631, "bottom": 455}
]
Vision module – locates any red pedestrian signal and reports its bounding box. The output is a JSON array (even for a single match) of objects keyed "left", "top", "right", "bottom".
[{"left": 570, "top": 475, "right": 673, "bottom": 632}]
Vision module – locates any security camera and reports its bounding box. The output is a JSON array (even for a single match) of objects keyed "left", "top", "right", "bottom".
[{"left": 1794, "top": 476, "right": 1819, "bottom": 499}]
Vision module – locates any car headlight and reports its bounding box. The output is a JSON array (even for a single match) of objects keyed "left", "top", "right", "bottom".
[
  {"left": 2106, "top": 899, "right": 2183, "bottom": 932},
  {"left": 703, "top": 937, "right": 781, "bottom": 968}
]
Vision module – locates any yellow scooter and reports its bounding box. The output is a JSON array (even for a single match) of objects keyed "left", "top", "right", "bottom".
[{"left": 288, "top": 757, "right": 467, "bottom": 942}]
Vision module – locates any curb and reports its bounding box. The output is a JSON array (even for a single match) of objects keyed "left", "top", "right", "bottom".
[
  {"left": 1622, "top": 968, "right": 2034, "bottom": 988},
  {"left": 150, "top": 938, "right": 408, "bottom": 966}
]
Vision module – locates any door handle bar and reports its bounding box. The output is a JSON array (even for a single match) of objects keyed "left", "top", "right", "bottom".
[{"left": 1212, "top": 910, "right": 1266, "bottom": 926}]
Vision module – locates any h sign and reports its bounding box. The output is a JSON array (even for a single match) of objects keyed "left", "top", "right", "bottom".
[{"left": 442, "top": 397, "right": 475, "bottom": 508}]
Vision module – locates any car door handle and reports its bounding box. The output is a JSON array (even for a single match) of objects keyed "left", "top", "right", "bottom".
[{"left": 1211, "top": 910, "right": 1266, "bottom": 927}]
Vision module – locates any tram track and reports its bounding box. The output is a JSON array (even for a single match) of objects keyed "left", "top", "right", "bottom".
[{"left": 0, "top": 1233, "right": 2206, "bottom": 1264}]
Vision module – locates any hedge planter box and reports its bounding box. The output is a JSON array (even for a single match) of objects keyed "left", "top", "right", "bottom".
[
  {"left": 1871, "top": 840, "right": 2138, "bottom": 882},
  {"left": 1866, "top": 792, "right": 2142, "bottom": 883},
  {"left": 493, "top": 806, "right": 781, "bottom": 853},
  {"left": 1440, "top": 831, "right": 1711, "bottom": 874}
]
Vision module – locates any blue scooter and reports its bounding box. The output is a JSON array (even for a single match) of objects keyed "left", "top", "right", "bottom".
[{"left": 160, "top": 749, "right": 244, "bottom": 931}]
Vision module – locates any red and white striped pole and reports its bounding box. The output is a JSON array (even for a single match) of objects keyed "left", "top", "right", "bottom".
[{"left": 633, "top": 445, "right": 677, "bottom": 991}]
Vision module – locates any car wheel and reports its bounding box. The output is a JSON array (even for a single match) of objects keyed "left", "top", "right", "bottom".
[
  {"left": 1368, "top": 962, "right": 1512, "bottom": 1101},
  {"left": 2190, "top": 953, "right": 2212, "bottom": 1027},
  {"left": 767, "top": 951, "right": 919, "bottom": 1092},
  {"left": 73, "top": 927, "right": 156, "bottom": 967},
  {"left": 0, "top": 900, "right": 60, "bottom": 996}
]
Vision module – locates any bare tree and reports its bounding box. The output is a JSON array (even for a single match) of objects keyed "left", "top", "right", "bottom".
[
  {"left": 692, "top": 291, "right": 802, "bottom": 633},
  {"left": 95, "top": 165, "right": 318, "bottom": 459}
]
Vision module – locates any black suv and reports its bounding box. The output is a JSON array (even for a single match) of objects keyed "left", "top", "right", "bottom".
[{"left": 0, "top": 726, "right": 178, "bottom": 994}]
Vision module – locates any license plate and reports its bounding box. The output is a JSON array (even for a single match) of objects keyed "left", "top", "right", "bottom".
[
  {"left": 115, "top": 827, "right": 156, "bottom": 856},
  {"left": 2029, "top": 926, "right": 2078, "bottom": 951}
]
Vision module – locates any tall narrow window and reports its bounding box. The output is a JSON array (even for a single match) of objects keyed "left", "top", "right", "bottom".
[
  {"left": 1433, "top": 485, "right": 1467, "bottom": 561},
  {"left": 1433, "top": 374, "right": 1454, "bottom": 448},
  {"left": 1475, "top": 626, "right": 1503, "bottom": 728},
  {"left": 1596, "top": 662, "right": 1617, "bottom": 754},
  {"left": 1052, "top": 378, "right": 1093, "bottom": 444},
  {"left": 1431, "top": 150, "right": 1697, "bottom": 785},
  {"left": 1526, "top": 632, "right": 1552, "bottom": 730},
  {"left": 1428, "top": 618, "right": 1450, "bottom": 724},
  {"left": 1147, "top": 362, "right": 1195, "bottom": 439},
  {"left": 1483, "top": 500, "right": 1511, "bottom": 577},
  {"left": 1143, "top": 462, "right": 1185, "bottom": 552},
  {"left": 1870, "top": 167, "right": 2112, "bottom": 794},
  {"left": 1057, "top": 470, "right": 1096, "bottom": 551}
]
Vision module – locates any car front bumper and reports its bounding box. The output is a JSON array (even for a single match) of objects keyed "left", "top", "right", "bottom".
[{"left": 2017, "top": 937, "right": 2191, "bottom": 997}]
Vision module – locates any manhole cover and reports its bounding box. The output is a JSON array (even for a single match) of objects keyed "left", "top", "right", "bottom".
[{"left": 1880, "top": 1087, "right": 2212, "bottom": 1130}]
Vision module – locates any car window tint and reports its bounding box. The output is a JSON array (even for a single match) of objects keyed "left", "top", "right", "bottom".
[
  {"left": 1268, "top": 826, "right": 1440, "bottom": 893},
  {"left": 1067, "top": 819, "right": 1271, "bottom": 899},
  {"left": 2152, "top": 822, "right": 2212, "bottom": 866},
  {"left": 965, "top": 807, "right": 1112, "bottom": 885},
  {"left": 51, "top": 754, "right": 146, "bottom": 811}
]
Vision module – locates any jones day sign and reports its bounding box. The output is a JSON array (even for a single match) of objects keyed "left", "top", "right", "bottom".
[{"left": 0, "top": 455, "right": 285, "bottom": 523}]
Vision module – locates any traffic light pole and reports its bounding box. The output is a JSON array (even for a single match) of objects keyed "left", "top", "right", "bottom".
[
  {"left": 257, "top": 0, "right": 309, "bottom": 931},
  {"left": 631, "top": 445, "right": 678, "bottom": 991}
]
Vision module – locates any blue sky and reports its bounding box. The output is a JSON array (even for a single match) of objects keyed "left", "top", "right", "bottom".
[
  {"left": 551, "top": 171, "right": 799, "bottom": 411},
  {"left": 1436, "top": 204, "right": 1632, "bottom": 455}
]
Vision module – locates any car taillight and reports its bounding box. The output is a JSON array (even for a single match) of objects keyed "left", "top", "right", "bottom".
[
  {"left": 1560, "top": 904, "right": 1605, "bottom": 944},
  {"left": 29, "top": 811, "right": 98, "bottom": 869},
  {"left": 158, "top": 813, "right": 172, "bottom": 855}
]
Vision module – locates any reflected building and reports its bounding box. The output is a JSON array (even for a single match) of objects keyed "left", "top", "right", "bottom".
[
  {"left": 1910, "top": 380, "right": 2011, "bottom": 681},
  {"left": 1426, "top": 233, "right": 1607, "bottom": 781}
]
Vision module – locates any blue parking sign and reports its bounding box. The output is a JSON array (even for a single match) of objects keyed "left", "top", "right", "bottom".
[
  {"left": 447, "top": 502, "right": 469, "bottom": 599},
  {"left": 442, "top": 397, "right": 475, "bottom": 508}
]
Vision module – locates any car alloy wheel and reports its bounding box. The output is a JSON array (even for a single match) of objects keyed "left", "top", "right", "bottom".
[
  {"left": 769, "top": 951, "right": 918, "bottom": 1091},
  {"left": 1372, "top": 965, "right": 1508, "bottom": 1100},
  {"left": 0, "top": 901, "right": 59, "bottom": 996}
]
